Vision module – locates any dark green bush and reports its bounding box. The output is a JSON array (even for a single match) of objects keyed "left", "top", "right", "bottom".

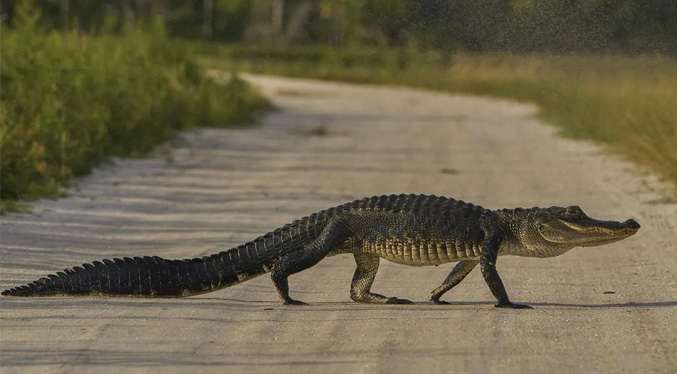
[{"left": 0, "top": 3, "right": 270, "bottom": 209}]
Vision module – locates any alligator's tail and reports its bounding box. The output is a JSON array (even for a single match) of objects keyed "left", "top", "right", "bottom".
[{"left": 1, "top": 251, "right": 267, "bottom": 297}]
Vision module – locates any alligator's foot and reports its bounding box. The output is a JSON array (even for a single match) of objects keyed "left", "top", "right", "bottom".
[
  {"left": 495, "top": 302, "right": 533, "bottom": 309},
  {"left": 385, "top": 297, "right": 414, "bottom": 305},
  {"left": 430, "top": 298, "right": 451, "bottom": 305},
  {"left": 283, "top": 299, "right": 309, "bottom": 306},
  {"left": 351, "top": 291, "right": 412, "bottom": 304}
]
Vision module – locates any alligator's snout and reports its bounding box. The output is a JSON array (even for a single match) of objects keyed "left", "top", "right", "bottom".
[{"left": 624, "top": 219, "right": 641, "bottom": 230}]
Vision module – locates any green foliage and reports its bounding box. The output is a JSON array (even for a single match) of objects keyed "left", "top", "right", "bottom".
[
  {"left": 11, "top": 0, "right": 676, "bottom": 54},
  {"left": 0, "top": 3, "right": 270, "bottom": 205},
  {"left": 5, "top": 0, "right": 677, "bottom": 54},
  {"left": 213, "top": 0, "right": 251, "bottom": 41},
  {"left": 198, "top": 44, "right": 677, "bottom": 190}
]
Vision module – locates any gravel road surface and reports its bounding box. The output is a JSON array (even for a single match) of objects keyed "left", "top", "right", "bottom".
[{"left": 1, "top": 75, "right": 675, "bottom": 374}]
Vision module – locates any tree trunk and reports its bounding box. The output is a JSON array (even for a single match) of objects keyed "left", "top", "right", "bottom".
[
  {"left": 203, "top": 0, "right": 214, "bottom": 38},
  {"left": 271, "top": 0, "right": 285, "bottom": 43},
  {"left": 60, "top": 0, "right": 69, "bottom": 27},
  {"left": 122, "top": 0, "right": 134, "bottom": 29}
]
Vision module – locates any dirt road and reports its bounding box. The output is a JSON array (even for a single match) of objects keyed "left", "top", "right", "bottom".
[{"left": 1, "top": 75, "right": 675, "bottom": 374}]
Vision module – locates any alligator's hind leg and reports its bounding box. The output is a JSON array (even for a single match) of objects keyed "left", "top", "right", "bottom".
[
  {"left": 430, "top": 260, "right": 479, "bottom": 304},
  {"left": 350, "top": 253, "right": 413, "bottom": 304},
  {"left": 271, "top": 218, "right": 352, "bottom": 305}
]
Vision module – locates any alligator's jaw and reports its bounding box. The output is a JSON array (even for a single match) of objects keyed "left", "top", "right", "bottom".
[
  {"left": 559, "top": 218, "right": 640, "bottom": 246},
  {"left": 538, "top": 215, "right": 640, "bottom": 248},
  {"left": 498, "top": 206, "right": 641, "bottom": 257}
]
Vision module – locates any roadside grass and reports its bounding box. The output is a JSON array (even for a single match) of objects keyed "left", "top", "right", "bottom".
[
  {"left": 196, "top": 44, "right": 677, "bottom": 193},
  {"left": 0, "top": 8, "right": 271, "bottom": 213}
]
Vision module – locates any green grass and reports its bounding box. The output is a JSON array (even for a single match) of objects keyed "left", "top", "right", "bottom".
[
  {"left": 0, "top": 6, "right": 271, "bottom": 212},
  {"left": 196, "top": 43, "right": 677, "bottom": 193}
]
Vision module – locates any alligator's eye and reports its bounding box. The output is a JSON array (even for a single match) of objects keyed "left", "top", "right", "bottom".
[{"left": 565, "top": 206, "right": 582, "bottom": 216}]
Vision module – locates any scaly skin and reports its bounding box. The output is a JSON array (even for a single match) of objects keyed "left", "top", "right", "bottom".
[{"left": 1, "top": 194, "right": 641, "bottom": 308}]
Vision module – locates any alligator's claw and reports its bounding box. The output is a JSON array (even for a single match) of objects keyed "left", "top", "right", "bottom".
[
  {"left": 431, "top": 298, "right": 451, "bottom": 305},
  {"left": 495, "top": 302, "right": 533, "bottom": 309},
  {"left": 284, "top": 299, "right": 309, "bottom": 306},
  {"left": 386, "top": 297, "right": 414, "bottom": 304}
]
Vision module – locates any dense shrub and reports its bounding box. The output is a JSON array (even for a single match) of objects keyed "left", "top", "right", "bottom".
[{"left": 0, "top": 4, "right": 270, "bottom": 208}]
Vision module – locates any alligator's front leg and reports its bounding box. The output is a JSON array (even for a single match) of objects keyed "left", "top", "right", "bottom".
[
  {"left": 430, "top": 260, "right": 479, "bottom": 304},
  {"left": 480, "top": 231, "right": 532, "bottom": 309},
  {"left": 271, "top": 218, "right": 351, "bottom": 305},
  {"left": 350, "top": 253, "right": 413, "bottom": 304}
]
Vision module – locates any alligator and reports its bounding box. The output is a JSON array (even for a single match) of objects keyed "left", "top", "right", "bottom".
[{"left": 1, "top": 194, "right": 640, "bottom": 309}]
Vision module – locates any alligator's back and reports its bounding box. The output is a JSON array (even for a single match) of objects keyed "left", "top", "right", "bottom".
[{"left": 341, "top": 195, "right": 488, "bottom": 265}]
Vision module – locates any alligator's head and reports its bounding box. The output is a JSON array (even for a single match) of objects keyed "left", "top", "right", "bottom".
[{"left": 505, "top": 206, "right": 640, "bottom": 257}]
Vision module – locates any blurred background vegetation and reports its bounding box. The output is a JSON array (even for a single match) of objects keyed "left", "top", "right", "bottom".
[
  {"left": 4, "top": 0, "right": 676, "bottom": 53},
  {"left": 1, "top": 0, "right": 676, "bottom": 211},
  {"left": 0, "top": 1, "right": 272, "bottom": 212}
]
